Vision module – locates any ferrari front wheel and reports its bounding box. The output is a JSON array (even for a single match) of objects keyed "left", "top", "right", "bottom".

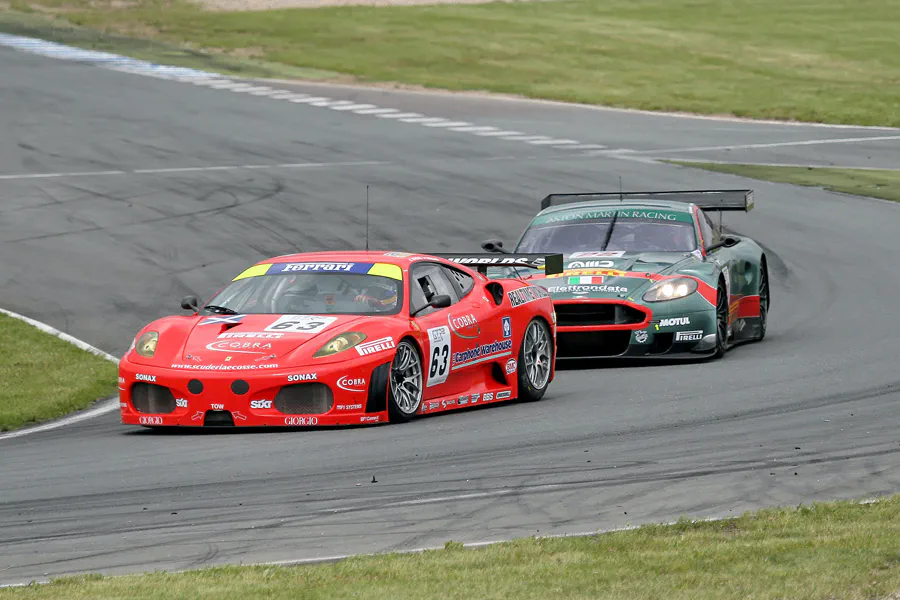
[
  {"left": 517, "top": 318, "right": 553, "bottom": 402},
  {"left": 387, "top": 339, "right": 423, "bottom": 422}
]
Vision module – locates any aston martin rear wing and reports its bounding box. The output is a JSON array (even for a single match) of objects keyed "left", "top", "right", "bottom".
[
  {"left": 540, "top": 189, "right": 754, "bottom": 212},
  {"left": 432, "top": 253, "right": 564, "bottom": 276}
]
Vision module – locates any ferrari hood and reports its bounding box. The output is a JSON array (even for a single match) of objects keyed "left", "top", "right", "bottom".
[
  {"left": 179, "top": 313, "right": 366, "bottom": 364},
  {"left": 531, "top": 251, "right": 700, "bottom": 300}
]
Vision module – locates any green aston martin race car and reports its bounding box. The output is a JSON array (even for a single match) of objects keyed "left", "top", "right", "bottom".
[{"left": 476, "top": 189, "right": 769, "bottom": 359}]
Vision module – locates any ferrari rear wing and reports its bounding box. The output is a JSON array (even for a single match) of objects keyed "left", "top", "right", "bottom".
[
  {"left": 540, "top": 189, "right": 754, "bottom": 212},
  {"left": 432, "top": 253, "right": 564, "bottom": 276}
]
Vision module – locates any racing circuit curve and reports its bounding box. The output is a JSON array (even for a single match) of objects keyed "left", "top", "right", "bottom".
[{"left": 2, "top": 41, "right": 900, "bottom": 585}]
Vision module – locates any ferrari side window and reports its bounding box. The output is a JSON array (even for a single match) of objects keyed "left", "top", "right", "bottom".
[
  {"left": 410, "top": 264, "right": 460, "bottom": 316},
  {"left": 443, "top": 266, "right": 475, "bottom": 299}
]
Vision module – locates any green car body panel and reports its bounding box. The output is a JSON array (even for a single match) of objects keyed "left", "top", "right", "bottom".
[{"left": 486, "top": 190, "right": 769, "bottom": 359}]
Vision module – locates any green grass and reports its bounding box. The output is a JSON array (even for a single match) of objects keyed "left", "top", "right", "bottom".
[
  {"left": 3, "top": 0, "right": 900, "bottom": 126},
  {"left": 670, "top": 162, "right": 900, "bottom": 203},
  {"left": 3, "top": 495, "right": 900, "bottom": 599},
  {"left": 0, "top": 313, "right": 118, "bottom": 431}
]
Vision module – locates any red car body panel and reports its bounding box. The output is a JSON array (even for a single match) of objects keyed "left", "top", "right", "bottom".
[{"left": 119, "top": 251, "right": 556, "bottom": 428}]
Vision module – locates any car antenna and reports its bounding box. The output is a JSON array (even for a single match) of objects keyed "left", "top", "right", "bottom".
[
  {"left": 619, "top": 176, "right": 623, "bottom": 202},
  {"left": 365, "top": 185, "right": 370, "bottom": 251}
]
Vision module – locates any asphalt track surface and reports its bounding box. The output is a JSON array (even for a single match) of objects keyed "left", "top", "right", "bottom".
[{"left": 2, "top": 46, "right": 900, "bottom": 584}]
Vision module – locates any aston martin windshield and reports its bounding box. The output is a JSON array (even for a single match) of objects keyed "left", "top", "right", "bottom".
[
  {"left": 204, "top": 267, "right": 403, "bottom": 315},
  {"left": 517, "top": 210, "right": 697, "bottom": 254}
]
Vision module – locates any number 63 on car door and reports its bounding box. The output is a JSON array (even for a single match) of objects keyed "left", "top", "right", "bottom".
[{"left": 426, "top": 326, "right": 451, "bottom": 387}]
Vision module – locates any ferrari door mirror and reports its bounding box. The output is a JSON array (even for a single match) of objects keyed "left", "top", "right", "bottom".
[
  {"left": 481, "top": 239, "right": 509, "bottom": 254},
  {"left": 181, "top": 295, "right": 200, "bottom": 312},
  {"left": 410, "top": 294, "right": 452, "bottom": 317}
]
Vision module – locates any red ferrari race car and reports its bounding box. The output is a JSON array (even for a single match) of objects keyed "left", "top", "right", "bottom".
[{"left": 119, "top": 251, "right": 563, "bottom": 428}]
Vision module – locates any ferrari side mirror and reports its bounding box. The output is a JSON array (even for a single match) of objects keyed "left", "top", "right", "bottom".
[
  {"left": 410, "top": 294, "right": 452, "bottom": 317},
  {"left": 181, "top": 295, "right": 200, "bottom": 312}
]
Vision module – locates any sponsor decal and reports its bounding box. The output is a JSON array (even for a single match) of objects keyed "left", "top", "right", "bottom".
[
  {"left": 675, "top": 330, "right": 704, "bottom": 342},
  {"left": 546, "top": 285, "right": 628, "bottom": 294},
  {"left": 383, "top": 252, "right": 412, "bottom": 257},
  {"left": 634, "top": 330, "right": 649, "bottom": 344},
  {"left": 502, "top": 316, "right": 512, "bottom": 338},
  {"left": 534, "top": 209, "right": 690, "bottom": 225},
  {"left": 458, "top": 395, "right": 470, "bottom": 406},
  {"left": 284, "top": 416, "right": 318, "bottom": 426},
  {"left": 360, "top": 416, "right": 380, "bottom": 423},
  {"left": 507, "top": 286, "right": 549, "bottom": 307},
  {"left": 211, "top": 403, "right": 225, "bottom": 410},
  {"left": 570, "top": 251, "right": 626, "bottom": 258},
  {"left": 448, "top": 313, "right": 479, "bottom": 338},
  {"left": 505, "top": 358, "right": 517, "bottom": 375},
  {"left": 199, "top": 314, "right": 246, "bottom": 326},
  {"left": 337, "top": 376, "right": 367, "bottom": 393},
  {"left": 659, "top": 317, "right": 691, "bottom": 326},
  {"left": 265, "top": 315, "right": 338, "bottom": 334},
  {"left": 496, "top": 390, "right": 512, "bottom": 400},
  {"left": 273, "top": 262, "right": 357, "bottom": 273},
  {"left": 120, "top": 401, "right": 128, "bottom": 408},
  {"left": 356, "top": 336, "right": 397, "bottom": 356},
  {"left": 118, "top": 376, "right": 126, "bottom": 384},
  {"left": 428, "top": 401, "right": 440, "bottom": 411},
  {"left": 446, "top": 256, "right": 546, "bottom": 268},
  {"left": 471, "top": 393, "right": 480, "bottom": 404},
  {"left": 441, "top": 398, "right": 457, "bottom": 409},
  {"left": 287, "top": 373, "right": 317, "bottom": 382},
  {"left": 482, "top": 392, "right": 494, "bottom": 402},
  {"left": 175, "top": 398, "right": 188, "bottom": 408},
  {"left": 139, "top": 416, "right": 163, "bottom": 425},
  {"left": 337, "top": 404, "right": 363, "bottom": 410},
  {"left": 206, "top": 340, "right": 274, "bottom": 354},
  {"left": 569, "top": 275, "right": 604, "bottom": 285},
  {"left": 135, "top": 374, "right": 156, "bottom": 382},
  {"left": 171, "top": 363, "right": 280, "bottom": 371},
  {"left": 427, "top": 326, "right": 452, "bottom": 387},
  {"left": 218, "top": 332, "right": 283, "bottom": 339},
  {"left": 250, "top": 399, "right": 273, "bottom": 409},
  {"left": 568, "top": 261, "right": 614, "bottom": 269},
  {"left": 452, "top": 339, "right": 513, "bottom": 367}
]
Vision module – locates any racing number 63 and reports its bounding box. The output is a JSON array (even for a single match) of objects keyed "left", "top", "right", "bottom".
[
  {"left": 264, "top": 315, "right": 337, "bottom": 334},
  {"left": 426, "top": 326, "right": 451, "bottom": 387}
]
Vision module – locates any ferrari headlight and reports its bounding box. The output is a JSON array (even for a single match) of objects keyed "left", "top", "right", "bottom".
[
  {"left": 313, "top": 332, "right": 367, "bottom": 358},
  {"left": 135, "top": 331, "right": 159, "bottom": 358},
  {"left": 642, "top": 278, "right": 698, "bottom": 302}
]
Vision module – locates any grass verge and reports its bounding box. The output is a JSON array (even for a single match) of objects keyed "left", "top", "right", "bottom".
[
  {"left": 3, "top": 0, "right": 900, "bottom": 126},
  {"left": 0, "top": 313, "right": 118, "bottom": 431},
  {"left": 3, "top": 495, "right": 900, "bottom": 599},
  {"left": 669, "top": 162, "right": 900, "bottom": 203}
]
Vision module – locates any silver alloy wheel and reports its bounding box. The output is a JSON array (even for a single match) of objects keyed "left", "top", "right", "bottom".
[
  {"left": 390, "top": 341, "right": 423, "bottom": 415},
  {"left": 523, "top": 320, "right": 552, "bottom": 389}
]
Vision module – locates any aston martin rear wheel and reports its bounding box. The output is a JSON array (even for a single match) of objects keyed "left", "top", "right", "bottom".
[
  {"left": 713, "top": 283, "right": 729, "bottom": 359},
  {"left": 387, "top": 339, "right": 423, "bottom": 423},
  {"left": 518, "top": 318, "right": 553, "bottom": 402},
  {"left": 757, "top": 263, "right": 769, "bottom": 341}
]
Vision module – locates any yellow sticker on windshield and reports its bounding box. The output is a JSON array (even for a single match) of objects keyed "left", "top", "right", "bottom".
[
  {"left": 232, "top": 264, "right": 273, "bottom": 281},
  {"left": 367, "top": 263, "right": 403, "bottom": 280}
]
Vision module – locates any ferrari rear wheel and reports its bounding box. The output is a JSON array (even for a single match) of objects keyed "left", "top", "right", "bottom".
[
  {"left": 518, "top": 318, "right": 553, "bottom": 402},
  {"left": 713, "top": 282, "right": 729, "bottom": 359},
  {"left": 757, "top": 262, "right": 769, "bottom": 341},
  {"left": 387, "top": 339, "right": 423, "bottom": 422}
]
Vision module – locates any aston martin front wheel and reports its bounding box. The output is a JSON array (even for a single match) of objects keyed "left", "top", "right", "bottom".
[
  {"left": 517, "top": 318, "right": 553, "bottom": 402},
  {"left": 387, "top": 339, "right": 423, "bottom": 422},
  {"left": 712, "top": 282, "right": 729, "bottom": 359}
]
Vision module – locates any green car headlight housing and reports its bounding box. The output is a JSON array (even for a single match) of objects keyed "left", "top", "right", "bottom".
[
  {"left": 135, "top": 331, "right": 159, "bottom": 358},
  {"left": 313, "top": 332, "right": 367, "bottom": 358},
  {"left": 642, "top": 278, "right": 698, "bottom": 302}
]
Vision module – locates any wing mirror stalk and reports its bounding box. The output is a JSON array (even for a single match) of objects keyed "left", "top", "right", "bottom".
[
  {"left": 410, "top": 294, "right": 452, "bottom": 317},
  {"left": 181, "top": 295, "right": 200, "bottom": 312}
]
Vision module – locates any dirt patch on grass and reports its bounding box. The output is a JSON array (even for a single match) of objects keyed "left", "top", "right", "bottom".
[{"left": 194, "top": 0, "right": 542, "bottom": 11}]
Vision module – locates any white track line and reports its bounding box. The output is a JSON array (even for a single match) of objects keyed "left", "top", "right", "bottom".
[
  {"left": 0, "top": 160, "right": 388, "bottom": 182},
  {"left": 0, "top": 308, "right": 120, "bottom": 441},
  {"left": 639, "top": 135, "right": 900, "bottom": 154}
]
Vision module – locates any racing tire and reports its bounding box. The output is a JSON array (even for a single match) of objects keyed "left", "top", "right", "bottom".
[
  {"left": 387, "top": 339, "right": 424, "bottom": 423},
  {"left": 756, "top": 261, "right": 769, "bottom": 341},
  {"left": 517, "top": 318, "right": 553, "bottom": 402},
  {"left": 712, "top": 282, "right": 729, "bottom": 359}
]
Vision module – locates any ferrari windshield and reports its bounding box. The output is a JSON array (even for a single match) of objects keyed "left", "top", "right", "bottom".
[
  {"left": 517, "top": 211, "right": 697, "bottom": 254},
  {"left": 204, "top": 270, "right": 403, "bottom": 315}
]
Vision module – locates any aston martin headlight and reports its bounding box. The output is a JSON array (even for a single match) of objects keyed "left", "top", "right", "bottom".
[
  {"left": 313, "top": 332, "right": 367, "bottom": 358},
  {"left": 642, "top": 278, "right": 698, "bottom": 302},
  {"left": 135, "top": 331, "right": 159, "bottom": 358}
]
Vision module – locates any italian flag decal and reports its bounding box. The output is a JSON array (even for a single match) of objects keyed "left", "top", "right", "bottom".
[{"left": 568, "top": 276, "right": 603, "bottom": 284}]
